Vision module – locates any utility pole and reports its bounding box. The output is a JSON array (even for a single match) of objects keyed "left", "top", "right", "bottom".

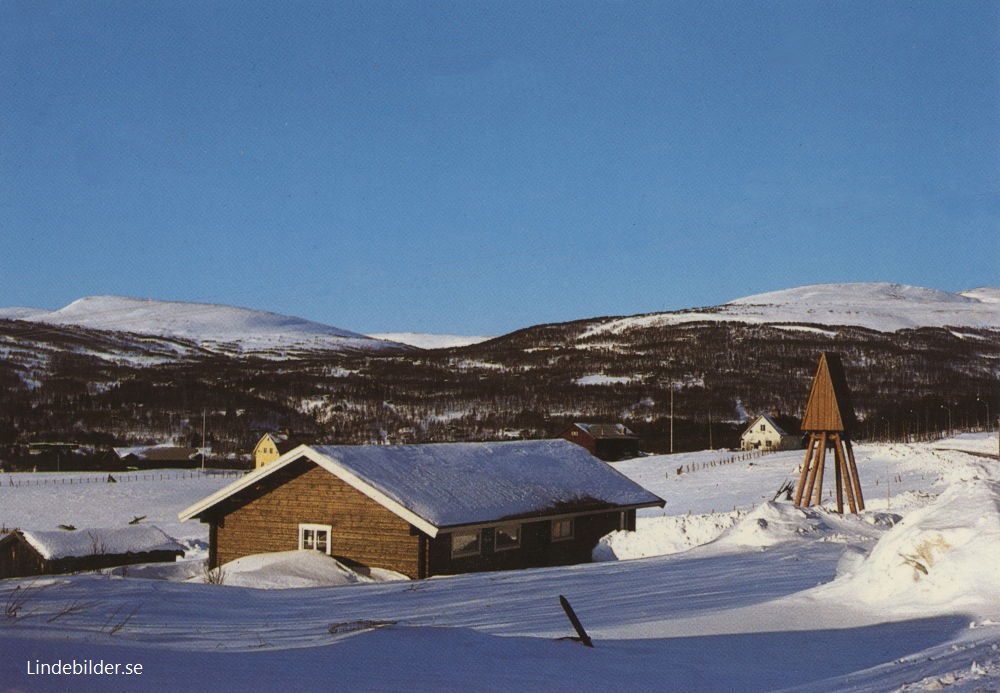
[
  {"left": 708, "top": 409, "right": 713, "bottom": 450},
  {"left": 940, "top": 404, "right": 952, "bottom": 437},
  {"left": 669, "top": 386, "right": 674, "bottom": 454},
  {"left": 201, "top": 408, "right": 206, "bottom": 470}
]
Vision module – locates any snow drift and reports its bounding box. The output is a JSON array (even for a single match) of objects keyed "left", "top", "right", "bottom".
[
  {"left": 199, "top": 550, "right": 408, "bottom": 589},
  {"left": 827, "top": 478, "right": 1000, "bottom": 614}
]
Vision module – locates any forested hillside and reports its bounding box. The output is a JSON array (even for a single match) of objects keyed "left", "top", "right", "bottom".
[{"left": 1, "top": 310, "right": 996, "bottom": 470}]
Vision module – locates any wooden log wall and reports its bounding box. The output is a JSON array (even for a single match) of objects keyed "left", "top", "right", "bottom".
[{"left": 211, "top": 458, "right": 423, "bottom": 577}]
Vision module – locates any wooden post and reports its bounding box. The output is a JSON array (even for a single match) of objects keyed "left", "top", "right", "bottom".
[
  {"left": 793, "top": 437, "right": 816, "bottom": 506},
  {"left": 831, "top": 434, "right": 856, "bottom": 514},
  {"left": 846, "top": 441, "right": 865, "bottom": 511},
  {"left": 559, "top": 595, "right": 594, "bottom": 648},
  {"left": 833, "top": 435, "right": 845, "bottom": 513},
  {"left": 803, "top": 433, "right": 828, "bottom": 507}
]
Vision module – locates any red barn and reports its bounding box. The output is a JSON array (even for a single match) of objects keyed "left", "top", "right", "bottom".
[{"left": 560, "top": 423, "right": 641, "bottom": 461}]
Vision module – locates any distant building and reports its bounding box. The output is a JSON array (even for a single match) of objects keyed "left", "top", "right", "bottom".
[
  {"left": 179, "top": 440, "right": 663, "bottom": 579},
  {"left": 253, "top": 431, "right": 309, "bottom": 469},
  {"left": 740, "top": 412, "right": 802, "bottom": 451},
  {"left": 0, "top": 526, "right": 184, "bottom": 579},
  {"left": 559, "top": 423, "right": 641, "bottom": 461},
  {"left": 114, "top": 445, "right": 205, "bottom": 469}
]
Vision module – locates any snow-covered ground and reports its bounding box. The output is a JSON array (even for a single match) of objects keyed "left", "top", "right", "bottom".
[{"left": 1, "top": 434, "right": 999, "bottom": 691}]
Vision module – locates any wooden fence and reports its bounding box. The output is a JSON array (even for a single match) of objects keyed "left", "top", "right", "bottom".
[{"left": 2, "top": 469, "right": 244, "bottom": 487}]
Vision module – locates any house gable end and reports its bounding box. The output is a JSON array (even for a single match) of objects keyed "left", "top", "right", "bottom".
[{"left": 180, "top": 445, "right": 440, "bottom": 537}]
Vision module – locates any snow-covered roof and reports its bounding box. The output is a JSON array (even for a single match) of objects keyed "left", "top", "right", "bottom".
[
  {"left": 571, "top": 423, "right": 638, "bottom": 439},
  {"left": 113, "top": 444, "right": 201, "bottom": 461},
  {"left": 741, "top": 414, "right": 797, "bottom": 438},
  {"left": 11, "top": 526, "right": 185, "bottom": 560},
  {"left": 180, "top": 440, "right": 664, "bottom": 537}
]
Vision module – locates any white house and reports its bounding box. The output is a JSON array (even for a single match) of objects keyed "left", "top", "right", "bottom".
[{"left": 740, "top": 413, "right": 802, "bottom": 451}]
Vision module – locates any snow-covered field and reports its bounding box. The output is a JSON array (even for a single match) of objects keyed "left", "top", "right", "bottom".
[{"left": 1, "top": 434, "right": 999, "bottom": 691}]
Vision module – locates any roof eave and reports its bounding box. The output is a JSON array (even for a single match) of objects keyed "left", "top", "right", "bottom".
[{"left": 434, "top": 499, "right": 665, "bottom": 534}]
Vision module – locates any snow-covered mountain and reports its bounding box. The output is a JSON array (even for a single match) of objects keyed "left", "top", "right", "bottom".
[
  {"left": 581, "top": 283, "right": 1000, "bottom": 337},
  {"left": 0, "top": 295, "right": 413, "bottom": 357},
  {"left": 3, "top": 284, "right": 996, "bottom": 358}
]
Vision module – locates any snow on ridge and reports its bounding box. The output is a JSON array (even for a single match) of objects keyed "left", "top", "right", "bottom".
[
  {"left": 961, "top": 287, "right": 1000, "bottom": 304},
  {"left": 0, "top": 306, "right": 48, "bottom": 320},
  {"left": 11, "top": 296, "right": 410, "bottom": 355},
  {"left": 582, "top": 282, "right": 1000, "bottom": 337},
  {"left": 728, "top": 282, "right": 977, "bottom": 307},
  {"left": 367, "top": 332, "right": 493, "bottom": 349}
]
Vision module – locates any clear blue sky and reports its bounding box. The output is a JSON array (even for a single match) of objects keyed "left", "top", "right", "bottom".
[{"left": 2, "top": 1, "right": 997, "bottom": 335}]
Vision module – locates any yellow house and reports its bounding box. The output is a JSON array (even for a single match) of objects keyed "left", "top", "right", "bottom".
[{"left": 252, "top": 432, "right": 304, "bottom": 469}]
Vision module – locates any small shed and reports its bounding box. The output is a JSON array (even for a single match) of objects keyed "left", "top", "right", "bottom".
[
  {"left": 179, "top": 440, "right": 663, "bottom": 579},
  {"left": 0, "top": 526, "right": 185, "bottom": 579},
  {"left": 559, "top": 423, "right": 641, "bottom": 461},
  {"left": 740, "top": 412, "right": 802, "bottom": 451}
]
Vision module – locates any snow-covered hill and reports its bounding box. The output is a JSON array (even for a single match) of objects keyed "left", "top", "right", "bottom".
[
  {"left": 4, "top": 284, "right": 996, "bottom": 357},
  {"left": 582, "top": 283, "right": 1000, "bottom": 337},
  {"left": 0, "top": 296, "right": 412, "bottom": 357}
]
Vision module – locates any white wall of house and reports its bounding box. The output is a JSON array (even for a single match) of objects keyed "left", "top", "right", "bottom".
[{"left": 740, "top": 416, "right": 799, "bottom": 451}]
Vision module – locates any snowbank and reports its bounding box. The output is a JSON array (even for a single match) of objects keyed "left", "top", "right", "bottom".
[
  {"left": 827, "top": 478, "right": 1000, "bottom": 614},
  {"left": 595, "top": 511, "right": 741, "bottom": 559},
  {"left": 198, "top": 550, "right": 409, "bottom": 589},
  {"left": 712, "top": 502, "right": 832, "bottom": 547}
]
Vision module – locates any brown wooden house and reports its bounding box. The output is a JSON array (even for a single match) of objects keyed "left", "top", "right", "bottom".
[
  {"left": 559, "top": 423, "right": 641, "bottom": 461},
  {"left": 179, "top": 440, "right": 663, "bottom": 579},
  {"left": 0, "top": 526, "right": 185, "bottom": 580}
]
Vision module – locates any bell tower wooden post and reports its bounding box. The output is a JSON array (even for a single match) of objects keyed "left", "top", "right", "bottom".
[{"left": 793, "top": 352, "right": 865, "bottom": 514}]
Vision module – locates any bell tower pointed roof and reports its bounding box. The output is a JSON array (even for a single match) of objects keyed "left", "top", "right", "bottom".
[{"left": 801, "top": 352, "right": 857, "bottom": 433}]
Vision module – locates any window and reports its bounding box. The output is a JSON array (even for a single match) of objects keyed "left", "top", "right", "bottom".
[
  {"left": 494, "top": 524, "right": 521, "bottom": 551},
  {"left": 551, "top": 519, "right": 574, "bottom": 541},
  {"left": 451, "top": 530, "right": 481, "bottom": 558},
  {"left": 760, "top": 424, "right": 766, "bottom": 432},
  {"left": 298, "top": 524, "right": 332, "bottom": 555}
]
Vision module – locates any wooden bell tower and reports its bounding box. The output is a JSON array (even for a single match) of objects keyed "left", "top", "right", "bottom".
[{"left": 793, "top": 352, "right": 865, "bottom": 513}]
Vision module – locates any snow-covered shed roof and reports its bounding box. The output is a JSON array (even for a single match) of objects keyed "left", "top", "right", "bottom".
[
  {"left": 113, "top": 445, "right": 202, "bottom": 462},
  {"left": 10, "top": 526, "right": 185, "bottom": 560},
  {"left": 180, "top": 440, "right": 664, "bottom": 537},
  {"left": 570, "top": 423, "right": 638, "bottom": 439}
]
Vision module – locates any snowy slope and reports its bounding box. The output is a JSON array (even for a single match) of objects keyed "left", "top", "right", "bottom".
[
  {"left": 366, "top": 332, "right": 493, "bottom": 349},
  {"left": 1, "top": 296, "right": 411, "bottom": 356},
  {"left": 582, "top": 283, "right": 1000, "bottom": 337},
  {"left": 1, "top": 434, "right": 998, "bottom": 691}
]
